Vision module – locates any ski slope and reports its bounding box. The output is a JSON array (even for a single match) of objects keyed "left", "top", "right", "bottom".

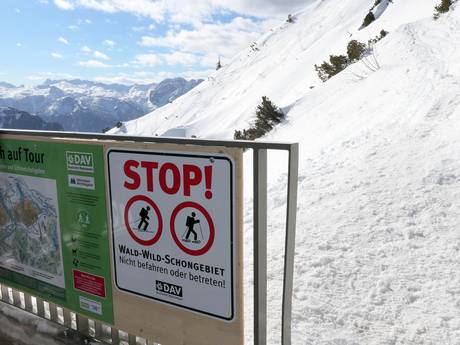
[{"left": 112, "top": 0, "right": 460, "bottom": 344}]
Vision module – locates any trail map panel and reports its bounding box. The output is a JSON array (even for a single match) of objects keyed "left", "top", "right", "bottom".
[
  {"left": 0, "top": 137, "right": 114, "bottom": 324},
  {"left": 108, "top": 149, "right": 235, "bottom": 320}
]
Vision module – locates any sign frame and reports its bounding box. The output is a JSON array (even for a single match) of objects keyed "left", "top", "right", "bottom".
[{"left": 106, "top": 148, "right": 237, "bottom": 321}]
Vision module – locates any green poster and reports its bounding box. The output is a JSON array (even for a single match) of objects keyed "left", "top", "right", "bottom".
[{"left": 0, "top": 138, "right": 113, "bottom": 324}]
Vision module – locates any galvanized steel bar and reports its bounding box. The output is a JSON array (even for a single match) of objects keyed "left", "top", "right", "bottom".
[
  {"left": 35, "top": 297, "right": 46, "bottom": 317},
  {"left": 0, "top": 285, "right": 9, "bottom": 303},
  {"left": 12, "top": 289, "right": 21, "bottom": 308},
  {"left": 94, "top": 320, "right": 104, "bottom": 338},
  {"left": 76, "top": 314, "right": 90, "bottom": 335},
  {"left": 0, "top": 129, "right": 294, "bottom": 151},
  {"left": 253, "top": 149, "right": 268, "bottom": 345},
  {"left": 111, "top": 328, "right": 120, "bottom": 344},
  {"left": 281, "top": 144, "right": 299, "bottom": 345},
  {"left": 128, "top": 334, "right": 137, "bottom": 345},
  {"left": 48, "top": 302, "right": 59, "bottom": 322},
  {"left": 62, "top": 308, "right": 73, "bottom": 328},
  {"left": 24, "top": 293, "right": 33, "bottom": 312}
]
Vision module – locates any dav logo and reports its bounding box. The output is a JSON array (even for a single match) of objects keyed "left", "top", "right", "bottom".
[
  {"left": 66, "top": 151, "right": 94, "bottom": 173},
  {"left": 156, "top": 280, "right": 183, "bottom": 298}
]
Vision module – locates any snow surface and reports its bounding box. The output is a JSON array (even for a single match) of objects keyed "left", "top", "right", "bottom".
[
  {"left": 0, "top": 303, "right": 68, "bottom": 345},
  {"left": 110, "top": 0, "right": 460, "bottom": 344}
]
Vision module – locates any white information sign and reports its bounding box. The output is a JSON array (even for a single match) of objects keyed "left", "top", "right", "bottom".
[{"left": 107, "top": 149, "right": 235, "bottom": 320}]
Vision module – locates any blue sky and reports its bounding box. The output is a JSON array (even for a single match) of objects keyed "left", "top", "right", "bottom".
[{"left": 0, "top": 0, "right": 305, "bottom": 86}]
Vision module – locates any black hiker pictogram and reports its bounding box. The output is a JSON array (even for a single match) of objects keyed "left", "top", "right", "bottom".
[
  {"left": 137, "top": 206, "right": 150, "bottom": 231},
  {"left": 182, "top": 212, "right": 203, "bottom": 244}
]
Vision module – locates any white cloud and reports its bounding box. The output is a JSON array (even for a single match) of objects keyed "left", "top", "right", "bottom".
[
  {"left": 58, "top": 36, "right": 69, "bottom": 44},
  {"left": 162, "top": 52, "right": 199, "bottom": 66},
  {"left": 51, "top": 52, "right": 63, "bottom": 59},
  {"left": 132, "top": 26, "right": 146, "bottom": 32},
  {"left": 81, "top": 45, "right": 91, "bottom": 53},
  {"left": 78, "top": 60, "right": 111, "bottom": 68},
  {"left": 50, "top": 0, "right": 310, "bottom": 25},
  {"left": 140, "top": 17, "right": 266, "bottom": 67},
  {"left": 166, "top": 1, "right": 215, "bottom": 25},
  {"left": 93, "top": 69, "right": 210, "bottom": 85},
  {"left": 38, "top": 0, "right": 50, "bottom": 4},
  {"left": 93, "top": 50, "right": 110, "bottom": 60},
  {"left": 56, "top": 0, "right": 165, "bottom": 21},
  {"left": 15, "top": 8, "right": 21, "bottom": 13},
  {"left": 77, "top": 18, "right": 92, "bottom": 24},
  {"left": 27, "top": 71, "right": 79, "bottom": 82},
  {"left": 213, "top": 0, "right": 310, "bottom": 17},
  {"left": 68, "top": 25, "right": 79, "bottom": 30},
  {"left": 132, "top": 24, "right": 156, "bottom": 32},
  {"left": 102, "top": 39, "right": 116, "bottom": 47},
  {"left": 132, "top": 54, "right": 162, "bottom": 66},
  {"left": 16, "top": 42, "right": 22, "bottom": 47},
  {"left": 54, "top": 0, "right": 74, "bottom": 10},
  {"left": 131, "top": 52, "right": 200, "bottom": 67}
]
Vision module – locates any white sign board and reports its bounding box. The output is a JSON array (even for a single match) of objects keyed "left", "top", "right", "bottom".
[{"left": 107, "top": 149, "right": 235, "bottom": 320}]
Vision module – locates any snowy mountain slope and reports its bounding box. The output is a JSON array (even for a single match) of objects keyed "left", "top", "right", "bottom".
[
  {"left": 0, "top": 82, "right": 15, "bottom": 89},
  {"left": 110, "top": 0, "right": 437, "bottom": 139},
  {"left": 0, "top": 78, "right": 202, "bottom": 132},
  {"left": 260, "top": 9, "right": 460, "bottom": 345},
  {"left": 149, "top": 77, "right": 202, "bottom": 107},
  {"left": 108, "top": 1, "right": 460, "bottom": 344}
]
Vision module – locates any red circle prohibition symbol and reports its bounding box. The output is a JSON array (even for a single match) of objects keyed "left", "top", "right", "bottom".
[
  {"left": 170, "top": 201, "right": 215, "bottom": 256},
  {"left": 124, "top": 195, "right": 163, "bottom": 246}
]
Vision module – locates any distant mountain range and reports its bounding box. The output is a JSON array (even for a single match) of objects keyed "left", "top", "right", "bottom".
[
  {"left": 0, "top": 107, "right": 63, "bottom": 131},
  {"left": 0, "top": 78, "right": 202, "bottom": 132}
]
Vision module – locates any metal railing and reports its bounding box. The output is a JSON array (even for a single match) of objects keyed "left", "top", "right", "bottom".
[{"left": 0, "top": 129, "right": 299, "bottom": 345}]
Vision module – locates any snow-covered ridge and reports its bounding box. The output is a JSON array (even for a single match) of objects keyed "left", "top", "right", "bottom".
[
  {"left": 110, "top": 0, "right": 437, "bottom": 139},
  {"left": 0, "top": 78, "right": 202, "bottom": 132}
]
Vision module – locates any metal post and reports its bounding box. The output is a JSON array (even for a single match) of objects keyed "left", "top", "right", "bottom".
[
  {"left": 35, "top": 297, "right": 46, "bottom": 317},
  {"left": 253, "top": 149, "right": 267, "bottom": 345},
  {"left": 24, "top": 293, "right": 33, "bottom": 312},
  {"left": 282, "top": 144, "right": 299, "bottom": 345},
  {"left": 94, "top": 320, "right": 104, "bottom": 338},
  {"left": 0, "top": 285, "right": 9, "bottom": 303},
  {"left": 128, "top": 334, "right": 137, "bottom": 345},
  {"left": 48, "top": 302, "right": 59, "bottom": 322},
  {"left": 76, "top": 314, "right": 90, "bottom": 335},
  {"left": 111, "top": 328, "right": 120, "bottom": 344},
  {"left": 12, "top": 289, "right": 21, "bottom": 308}
]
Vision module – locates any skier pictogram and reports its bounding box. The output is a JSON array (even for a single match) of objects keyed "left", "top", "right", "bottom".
[
  {"left": 182, "top": 212, "right": 203, "bottom": 243},
  {"left": 137, "top": 206, "right": 150, "bottom": 231},
  {"left": 124, "top": 195, "right": 163, "bottom": 246}
]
